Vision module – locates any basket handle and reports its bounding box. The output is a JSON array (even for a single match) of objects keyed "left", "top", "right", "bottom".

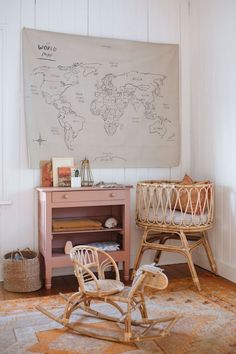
[
  {"left": 10, "top": 249, "right": 25, "bottom": 260},
  {"left": 17, "top": 249, "right": 25, "bottom": 259},
  {"left": 22, "top": 247, "right": 33, "bottom": 253}
]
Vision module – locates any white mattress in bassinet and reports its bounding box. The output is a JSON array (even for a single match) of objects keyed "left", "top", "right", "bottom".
[{"left": 140, "top": 208, "right": 209, "bottom": 226}]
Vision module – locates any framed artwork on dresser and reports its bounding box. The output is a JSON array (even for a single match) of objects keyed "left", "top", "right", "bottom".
[{"left": 52, "top": 157, "right": 74, "bottom": 187}]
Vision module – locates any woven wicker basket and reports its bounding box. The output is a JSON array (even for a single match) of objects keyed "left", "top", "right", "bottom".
[{"left": 3, "top": 248, "right": 41, "bottom": 292}]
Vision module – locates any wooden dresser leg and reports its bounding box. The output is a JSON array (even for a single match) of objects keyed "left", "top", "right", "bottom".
[
  {"left": 45, "top": 266, "right": 52, "bottom": 290},
  {"left": 123, "top": 261, "right": 130, "bottom": 282}
]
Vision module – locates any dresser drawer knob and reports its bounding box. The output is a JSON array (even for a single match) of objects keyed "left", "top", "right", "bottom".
[
  {"left": 110, "top": 193, "right": 115, "bottom": 197},
  {"left": 63, "top": 194, "right": 69, "bottom": 199}
]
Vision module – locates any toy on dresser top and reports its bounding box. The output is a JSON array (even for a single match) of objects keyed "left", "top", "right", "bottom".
[{"left": 95, "top": 181, "right": 125, "bottom": 188}]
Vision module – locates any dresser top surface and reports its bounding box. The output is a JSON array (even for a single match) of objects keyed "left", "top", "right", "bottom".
[{"left": 36, "top": 185, "right": 133, "bottom": 192}]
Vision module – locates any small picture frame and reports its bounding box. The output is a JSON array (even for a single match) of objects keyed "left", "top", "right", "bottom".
[
  {"left": 52, "top": 157, "right": 74, "bottom": 187},
  {"left": 40, "top": 160, "right": 53, "bottom": 187},
  {"left": 58, "top": 167, "right": 71, "bottom": 187}
]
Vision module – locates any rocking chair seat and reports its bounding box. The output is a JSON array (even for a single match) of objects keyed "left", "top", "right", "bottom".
[{"left": 84, "top": 279, "right": 124, "bottom": 296}]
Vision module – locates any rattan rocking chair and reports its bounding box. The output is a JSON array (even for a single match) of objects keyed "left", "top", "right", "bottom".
[{"left": 37, "top": 245, "right": 180, "bottom": 343}]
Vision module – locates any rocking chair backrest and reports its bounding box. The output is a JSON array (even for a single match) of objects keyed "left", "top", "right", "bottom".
[
  {"left": 70, "top": 245, "right": 120, "bottom": 294},
  {"left": 129, "top": 265, "right": 168, "bottom": 299}
]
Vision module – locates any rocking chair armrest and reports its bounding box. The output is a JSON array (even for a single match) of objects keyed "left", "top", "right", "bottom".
[
  {"left": 74, "top": 263, "right": 100, "bottom": 292},
  {"left": 100, "top": 257, "right": 120, "bottom": 281}
]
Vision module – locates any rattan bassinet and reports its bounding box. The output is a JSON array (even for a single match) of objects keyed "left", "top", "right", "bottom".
[
  {"left": 134, "top": 179, "right": 217, "bottom": 291},
  {"left": 136, "top": 180, "right": 214, "bottom": 231}
]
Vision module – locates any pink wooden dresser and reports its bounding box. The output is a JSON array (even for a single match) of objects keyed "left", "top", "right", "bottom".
[{"left": 36, "top": 186, "right": 132, "bottom": 289}]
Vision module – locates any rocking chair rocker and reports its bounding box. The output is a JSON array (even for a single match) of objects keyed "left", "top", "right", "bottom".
[{"left": 37, "top": 245, "right": 180, "bottom": 343}]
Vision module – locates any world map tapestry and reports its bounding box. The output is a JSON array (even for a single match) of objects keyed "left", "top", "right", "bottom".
[{"left": 22, "top": 28, "right": 180, "bottom": 168}]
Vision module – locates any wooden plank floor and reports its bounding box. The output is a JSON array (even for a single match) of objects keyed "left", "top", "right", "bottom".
[{"left": 0, "top": 263, "right": 235, "bottom": 300}]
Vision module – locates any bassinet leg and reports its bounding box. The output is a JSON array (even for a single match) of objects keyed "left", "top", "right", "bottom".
[
  {"left": 202, "top": 231, "right": 218, "bottom": 275},
  {"left": 179, "top": 231, "right": 201, "bottom": 291},
  {"left": 154, "top": 250, "right": 162, "bottom": 264},
  {"left": 185, "top": 251, "right": 201, "bottom": 291},
  {"left": 154, "top": 235, "right": 172, "bottom": 263},
  {"left": 123, "top": 261, "right": 130, "bottom": 281}
]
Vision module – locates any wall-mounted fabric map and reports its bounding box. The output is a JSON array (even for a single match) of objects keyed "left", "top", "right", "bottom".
[{"left": 22, "top": 28, "right": 180, "bottom": 168}]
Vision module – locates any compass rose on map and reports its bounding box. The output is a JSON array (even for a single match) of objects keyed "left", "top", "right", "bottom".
[{"left": 33, "top": 133, "right": 47, "bottom": 147}]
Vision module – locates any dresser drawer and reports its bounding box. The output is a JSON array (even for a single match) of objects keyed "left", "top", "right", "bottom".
[{"left": 52, "top": 190, "right": 126, "bottom": 203}]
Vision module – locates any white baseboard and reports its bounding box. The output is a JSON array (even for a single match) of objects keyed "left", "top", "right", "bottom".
[
  {"left": 215, "top": 261, "right": 236, "bottom": 283},
  {"left": 194, "top": 253, "right": 236, "bottom": 283}
]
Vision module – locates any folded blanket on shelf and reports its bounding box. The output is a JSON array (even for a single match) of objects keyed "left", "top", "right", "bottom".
[
  {"left": 52, "top": 218, "right": 103, "bottom": 231},
  {"left": 88, "top": 241, "right": 120, "bottom": 251}
]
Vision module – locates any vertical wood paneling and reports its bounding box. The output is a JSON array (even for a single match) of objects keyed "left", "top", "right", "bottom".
[
  {"left": 148, "top": 0, "right": 181, "bottom": 44},
  {"left": 19, "top": 0, "right": 38, "bottom": 250},
  {"left": 149, "top": 0, "right": 189, "bottom": 181},
  {"left": 1, "top": 0, "right": 22, "bottom": 257},
  {"left": 0, "top": 25, "right": 6, "bottom": 271},
  {"left": 35, "top": 0, "right": 88, "bottom": 34},
  {"left": 88, "top": 0, "right": 114, "bottom": 38},
  {"left": 0, "top": 26, "right": 6, "bottom": 199},
  {"left": 214, "top": 186, "right": 223, "bottom": 261},
  {"left": 222, "top": 188, "right": 231, "bottom": 263},
  {"left": 147, "top": 168, "right": 170, "bottom": 181},
  {"left": 190, "top": 0, "right": 236, "bottom": 279},
  {"left": 35, "top": 0, "right": 50, "bottom": 30},
  {"left": 19, "top": 0, "right": 35, "bottom": 169},
  {"left": 171, "top": 0, "right": 190, "bottom": 180},
  {"left": 89, "top": 0, "right": 148, "bottom": 41},
  {"left": 230, "top": 190, "right": 236, "bottom": 267}
]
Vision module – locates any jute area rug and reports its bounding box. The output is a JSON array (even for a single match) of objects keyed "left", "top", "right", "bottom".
[{"left": 0, "top": 273, "right": 236, "bottom": 354}]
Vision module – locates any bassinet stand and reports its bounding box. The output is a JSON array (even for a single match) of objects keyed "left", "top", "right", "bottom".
[{"left": 133, "top": 180, "right": 217, "bottom": 291}]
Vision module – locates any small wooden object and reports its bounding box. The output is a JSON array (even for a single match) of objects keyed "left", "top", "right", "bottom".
[
  {"left": 40, "top": 160, "right": 53, "bottom": 187},
  {"left": 37, "top": 246, "right": 179, "bottom": 343},
  {"left": 64, "top": 241, "right": 73, "bottom": 254}
]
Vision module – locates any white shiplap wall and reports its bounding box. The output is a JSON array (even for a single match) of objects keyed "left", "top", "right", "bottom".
[
  {"left": 190, "top": 0, "right": 236, "bottom": 282},
  {"left": 0, "top": 0, "right": 191, "bottom": 280}
]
